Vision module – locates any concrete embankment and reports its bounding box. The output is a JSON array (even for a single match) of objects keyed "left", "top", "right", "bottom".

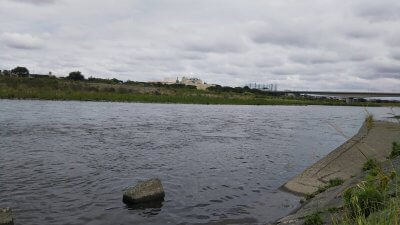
[
  {"left": 275, "top": 120, "right": 400, "bottom": 225},
  {"left": 283, "top": 120, "right": 400, "bottom": 195}
]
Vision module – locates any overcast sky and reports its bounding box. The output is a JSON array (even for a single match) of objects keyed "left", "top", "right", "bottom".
[{"left": 1, "top": 0, "right": 400, "bottom": 91}]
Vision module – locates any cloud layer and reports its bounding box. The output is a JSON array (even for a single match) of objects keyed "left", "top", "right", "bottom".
[{"left": 0, "top": 0, "right": 399, "bottom": 91}]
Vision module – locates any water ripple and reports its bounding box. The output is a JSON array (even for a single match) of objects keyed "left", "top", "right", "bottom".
[{"left": 1, "top": 100, "right": 398, "bottom": 225}]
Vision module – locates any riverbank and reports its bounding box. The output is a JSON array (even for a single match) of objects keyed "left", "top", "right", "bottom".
[
  {"left": 276, "top": 120, "right": 400, "bottom": 224},
  {"left": 1, "top": 76, "right": 398, "bottom": 106}
]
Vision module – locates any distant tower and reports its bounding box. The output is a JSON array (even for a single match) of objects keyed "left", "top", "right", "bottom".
[{"left": 176, "top": 76, "right": 179, "bottom": 84}]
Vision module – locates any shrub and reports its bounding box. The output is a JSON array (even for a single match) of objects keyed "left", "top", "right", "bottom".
[
  {"left": 117, "top": 87, "right": 129, "bottom": 94},
  {"left": 84, "top": 86, "right": 99, "bottom": 92},
  {"left": 68, "top": 71, "right": 85, "bottom": 81},
  {"left": 333, "top": 199, "right": 400, "bottom": 225},
  {"left": 11, "top": 66, "right": 29, "bottom": 77},
  {"left": 304, "top": 212, "right": 323, "bottom": 225},
  {"left": 305, "top": 178, "right": 345, "bottom": 200},
  {"left": 364, "top": 114, "right": 374, "bottom": 131},
  {"left": 343, "top": 181, "right": 384, "bottom": 217},
  {"left": 102, "top": 87, "right": 115, "bottom": 92},
  {"left": 389, "top": 142, "right": 400, "bottom": 159},
  {"left": 362, "top": 159, "right": 379, "bottom": 172},
  {"left": 305, "top": 193, "right": 315, "bottom": 200},
  {"left": 329, "top": 178, "right": 345, "bottom": 187}
]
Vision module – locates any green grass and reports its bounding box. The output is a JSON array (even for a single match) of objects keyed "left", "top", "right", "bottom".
[
  {"left": 0, "top": 87, "right": 343, "bottom": 105},
  {"left": 333, "top": 157, "right": 400, "bottom": 225},
  {"left": 333, "top": 200, "right": 399, "bottom": 225},
  {"left": 343, "top": 181, "right": 385, "bottom": 217}
]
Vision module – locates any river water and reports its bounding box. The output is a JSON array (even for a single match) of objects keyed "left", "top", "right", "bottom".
[{"left": 0, "top": 100, "right": 399, "bottom": 225}]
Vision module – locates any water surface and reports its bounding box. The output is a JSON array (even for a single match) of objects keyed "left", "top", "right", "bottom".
[{"left": 0, "top": 100, "right": 398, "bottom": 225}]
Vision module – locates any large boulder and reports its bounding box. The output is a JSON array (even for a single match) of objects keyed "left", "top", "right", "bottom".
[
  {"left": 123, "top": 178, "right": 165, "bottom": 204},
  {"left": 0, "top": 208, "right": 13, "bottom": 225}
]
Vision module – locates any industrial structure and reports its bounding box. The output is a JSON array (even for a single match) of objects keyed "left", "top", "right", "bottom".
[{"left": 245, "top": 83, "right": 278, "bottom": 92}]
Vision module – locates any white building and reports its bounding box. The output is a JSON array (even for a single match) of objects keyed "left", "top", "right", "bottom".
[
  {"left": 180, "top": 77, "right": 216, "bottom": 90},
  {"left": 161, "top": 76, "right": 216, "bottom": 90}
]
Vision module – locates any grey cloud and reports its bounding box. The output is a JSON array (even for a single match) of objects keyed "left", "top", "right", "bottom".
[
  {"left": 254, "top": 59, "right": 283, "bottom": 68},
  {"left": 373, "top": 63, "right": 400, "bottom": 76},
  {"left": 355, "top": 1, "right": 400, "bottom": 22},
  {"left": 182, "top": 38, "right": 249, "bottom": 54},
  {"left": 386, "top": 31, "right": 400, "bottom": 47},
  {"left": 289, "top": 52, "right": 339, "bottom": 65},
  {"left": 251, "top": 29, "right": 314, "bottom": 47},
  {"left": 1, "top": 32, "right": 44, "bottom": 50},
  {"left": 0, "top": 0, "right": 400, "bottom": 91},
  {"left": 248, "top": 20, "right": 323, "bottom": 48},
  {"left": 9, "top": 0, "right": 55, "bottom": 5},
  {"left": 390, "top": 51, "right": 400, "bottom": 61},
  {"left": 344, "top": 27, "right": 380, "bottom": 40},
  {"left": 360, "top": 72, "right": 400, "bottom": 80}
]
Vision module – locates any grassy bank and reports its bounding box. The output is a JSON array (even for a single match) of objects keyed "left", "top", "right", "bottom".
[
  {"left": 301, "top": 142, "right": 400, "bottom": 225},
  {"left": 0, "top": 76, "right": 398, "bottom": 106},
  {"left": 332, "top": 147, "right": 400, "bottom": 225},
  {"left": 277, "top": 116, "right": 400, "bottom": 225}
]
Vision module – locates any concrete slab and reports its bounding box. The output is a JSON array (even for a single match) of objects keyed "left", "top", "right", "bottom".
[{"left": 282, "top": 121, "right": 400, "bottom": 195}]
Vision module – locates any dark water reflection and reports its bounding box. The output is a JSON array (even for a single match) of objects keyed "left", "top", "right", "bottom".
[{"left": 0, "top": 100, "right": 398, "bottom": 225}]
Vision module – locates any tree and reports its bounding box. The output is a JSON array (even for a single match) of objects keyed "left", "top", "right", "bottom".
[
  {"left": 2, "top": 70, "right": 11, "bottom": 76},
  {"left": 68, "top": 71, "right": 85, "bottom": 81},
  {"left": 11, "top": 66, "right": 29, "bottom": 77},
  {"left": 111, "top": 78, "right": 123, "bottom": 84}
]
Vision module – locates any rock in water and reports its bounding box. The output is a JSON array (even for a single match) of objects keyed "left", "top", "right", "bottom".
[
  {"left": 0, "top": 208, "right": 13, "bottom": 225},
  {"left": 123, "top": 178, "right": 165, "bottom": 204}
]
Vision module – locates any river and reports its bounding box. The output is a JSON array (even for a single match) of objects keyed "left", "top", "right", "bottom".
[{"left": 0, "top": 100, "right": 399, "bottom": 225}]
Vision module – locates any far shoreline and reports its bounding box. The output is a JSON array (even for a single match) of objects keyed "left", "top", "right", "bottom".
[
  {"left": 1, "top": 76, "right": 400, "bottom": 107},
  {"left": 2, "top": 97, "right": 400, "bottom": 108}
]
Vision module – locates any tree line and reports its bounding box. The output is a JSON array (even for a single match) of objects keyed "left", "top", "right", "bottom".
[
  {"left": 0, "top": 66, "right": 196, "bottom": 89},
  {"left": 0, "top": 66, "right": 121, "bottom": 82}
]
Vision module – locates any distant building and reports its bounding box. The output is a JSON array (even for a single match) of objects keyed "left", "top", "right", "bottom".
[
  {"left": 162, "top": 77, "right": 179, "bottom": 84},
  {"left": 161, "top": 76, "right": 216, "bottom": 90}
]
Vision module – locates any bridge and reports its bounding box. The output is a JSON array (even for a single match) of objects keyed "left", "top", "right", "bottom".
[{"left": 276, "top": 91, "right": 400, "bottom": 104}]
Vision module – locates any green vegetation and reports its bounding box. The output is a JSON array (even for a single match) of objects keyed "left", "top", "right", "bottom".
[
  {"left": 327, "top": 207, "right": 341, "bottom": 213},
  {"left": 0, "top": 76, "right": 399, "bottom": 106},
  {"left": 390, "top": 142, "right": 400, "bottom": 159},
  {"left": 0, "top": 76, "right": 352, "bottom": 105},
  {"left": 305, "top": 178, "right": 345, "bottom": 200},
  {"left": 333, "top": 200, "right": 400, "bottom": 225},
  {"left": 304, "top": 212, "right": 323, "bottom": 225},
  {"left": 329, "top": 178, "right": 346, "bottom": 187},
  {"left": 333, "top": 158, "right": 400, "bottom": 225},
  {"left": 299, "top": 141, "right": 400, "bottom": 225},
  {"left": 343, "top": 180, "right": 385, "bottom": 217},
  {"left": 11, "top": 66, "right": 29, "bottom": 77},
  {"left": 365, "top": 114, "right": 374, "bottom": 130},
  {"left": 68, "top": 71, "right": 85, "bottom": 81},
  {"left": 363, "top": 159, "right": 380, "bottom": 172}
]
